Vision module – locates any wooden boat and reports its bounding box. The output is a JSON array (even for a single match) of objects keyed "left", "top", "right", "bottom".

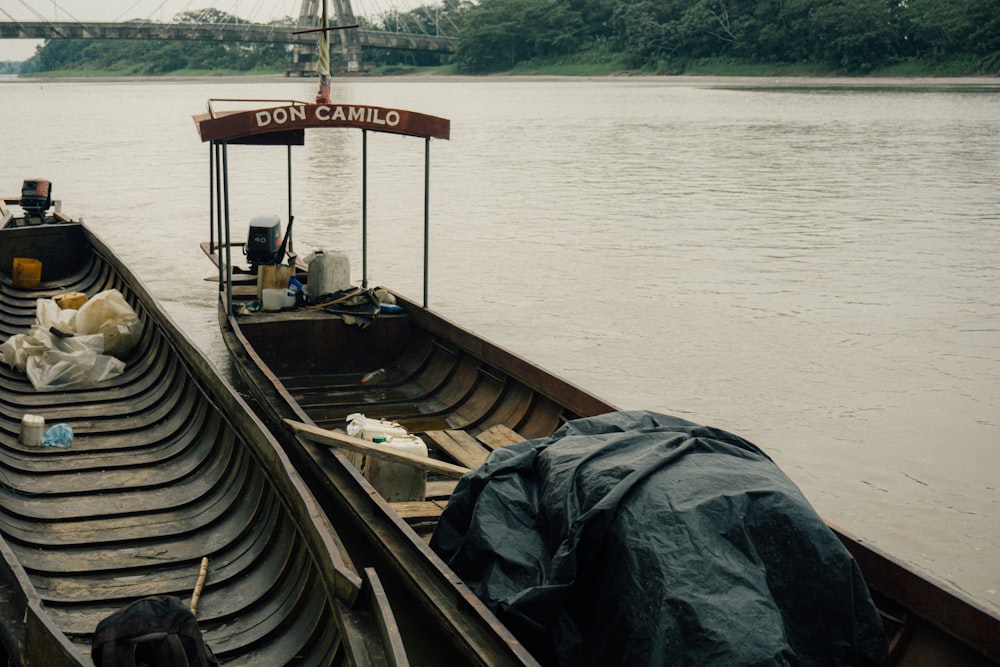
[
  {"left": 194, "top": 104, "right": 1000, "bottom": 666},
  {"left": 0, "top": 188, "right": 406, "bottom": 665}
]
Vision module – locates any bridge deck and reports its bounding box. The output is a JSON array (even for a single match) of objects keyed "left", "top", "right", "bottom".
[{"left": 0, "top": 22, "right": 455, "bottom": 53}]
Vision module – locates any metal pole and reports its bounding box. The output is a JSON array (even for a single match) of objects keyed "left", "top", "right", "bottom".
[
  {"left": 424, "top": 136, "right": 430, "bottom": 308},
  {"left": 214, "top": 142, "right": 224, "bottom": 289},
  {"left": 222, "top": 143, "right": 233, "bottom": 316},
  {"left": 209, "top": 143, "right": 215, "bottom": 253},
  {"left": 362, "top": 129, "right": 368, "bottom": 288},
  {"left": 287, "top": 144, "right": 294, "bottom": 254}
]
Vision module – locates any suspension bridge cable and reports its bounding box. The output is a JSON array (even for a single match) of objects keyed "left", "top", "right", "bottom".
[
  {"left": 49, "top": 0, "right": 84, "bottom": 24},
  {"left": 15, "top": 0, "right": 49, "bottom": 23},
  {"left": 113, "top": 1, "right": 147, "bottom": 23}
]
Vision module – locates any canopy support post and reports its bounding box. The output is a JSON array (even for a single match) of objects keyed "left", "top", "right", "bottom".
[
  {"left": 213, "top": 142, "right": 225, "bottom": 292},
  {"left": 362, "top": 129, "right": 369, "bottom": 289},
  {"left": 221, "top": 142, "right": 233, "bottom": 317},
  {"left": 209, "top": 143, "right": 215, "bottom": 254},
  {"left": 423, "top": 136, "right": 430, "bottom": 308},
  {"left": 287, "top": 144, "right": 294, "bottom": 255}
]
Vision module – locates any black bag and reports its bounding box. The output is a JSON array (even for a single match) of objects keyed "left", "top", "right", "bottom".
[{"left": 91, "top": 595, "right": 219, "bottom": 667}]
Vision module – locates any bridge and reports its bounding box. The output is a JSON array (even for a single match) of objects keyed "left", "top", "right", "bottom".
[{"left": 0, "top": 0, "right": 456, "bottom": 73}]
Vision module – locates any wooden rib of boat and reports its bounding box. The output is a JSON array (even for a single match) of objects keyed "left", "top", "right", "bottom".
[
  {"left": 194, "top": 102, "right": 999, "bottom": 666},
  {"left": 0, "top": 194, "right": 406, "bottom": 666}
]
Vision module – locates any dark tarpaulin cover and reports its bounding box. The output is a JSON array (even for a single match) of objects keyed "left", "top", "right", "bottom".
[{"left": 430, "top": 411, "right": 888, "bottom": 666}]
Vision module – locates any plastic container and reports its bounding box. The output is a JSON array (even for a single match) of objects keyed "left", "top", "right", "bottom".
[
  {"left": 346, "top": 413, "right": 408, "bottom": 441},
  {"left": 364, "top": 434, "right": 428, "bottom": 502},
  {"left": 19, "top": 414, "right": 45, "bottom": 447},
  {"left": 12, "top": 257, "right": 42, "bottom": 288},
  {"left": 308, "top": 250, "right": 351, "bottom": 299},
  {"left": 345, "top": 413, "right": 409, "bottom": 469},
  {"left": 261, "top": 288, "right": 296, "bottom": 311}
]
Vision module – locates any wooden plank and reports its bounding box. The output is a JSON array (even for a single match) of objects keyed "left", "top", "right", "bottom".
[
  {"left": 363, "top": 567, "right": 410, "bottom": 667},
  {"left": 232, "top": 284, "right": 259, "bottom": 297},
  {"left": 476, "top": 424, "right": 527, "bottom": 450},
  {"left": 390, "top": 501, "right": 447, "bottom": 521},
  {"left": 286, "top": 420, "right": 471, "bottom": 479},
  {"left": 424, "top": 429, "right": 491, "bottom": 469},
  {"left": 256, "top": 263, "right": 295, "bottom": 300},
  {"left": 425, "top": 480, "right": 458, "bottom": 499}
]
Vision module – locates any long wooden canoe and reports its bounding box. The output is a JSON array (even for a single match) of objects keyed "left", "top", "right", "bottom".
[
  {"left": 195, "top": 102, "right": 999, "bottom": 666},
  {"left": 0, "top": 196, "right": 406, "bottom": 665}
]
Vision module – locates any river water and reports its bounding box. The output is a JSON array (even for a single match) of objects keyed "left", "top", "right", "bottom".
[{"left": 1, "top": 75, "right": 998, "bottom": 613}]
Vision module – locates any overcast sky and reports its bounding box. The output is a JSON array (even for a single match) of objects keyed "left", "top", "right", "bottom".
[{"left": 1, "top": 0, "right": 406, "bottom": 61}]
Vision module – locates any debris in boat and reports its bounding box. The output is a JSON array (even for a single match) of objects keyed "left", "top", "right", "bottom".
[
  {"left": 74, "top": 289, "right": 141, "bottom": 357},
  {"left": 91, "top": 595, "right": 219, "bottom": 667},
  {"left": 190, "top": 556, "right": 210, "bottom": 615},
  {"left": 11, "top": 257, "right": 42, "bottom": 288},
  {"left": 234, "top": 300, "right": 262, "bottom": 315},
  {"left": 41, "top": 423, "right": 73, "bottom": 448},
  {"left": 306, "top": 286, "right": 382, "bottom": 327},
  {"left": 360, "top": 368, "right": 388, "bottom": 385},
  {"left": 53, "top": 290, "right": 88, "bottom": 310},
  {"left": 0, "top": 289, "right": 140, "bottom": 390},
  {"left": 19, "top": 414, "right": 45, "bottom": 447},
  {"left": 431, "top": 410, "right": 889, "bottom": 666}
]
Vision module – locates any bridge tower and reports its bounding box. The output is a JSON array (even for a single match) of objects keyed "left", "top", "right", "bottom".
[{"left": 290, "top": 0, "right": 362, "bottom": 75}]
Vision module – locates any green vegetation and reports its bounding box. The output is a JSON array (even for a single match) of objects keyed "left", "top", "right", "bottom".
[{"left": 17, "top": 0, "right": 1000, "bottom": 77}]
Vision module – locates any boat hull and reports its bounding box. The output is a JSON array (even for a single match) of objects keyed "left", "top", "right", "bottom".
[
  {"left": 0, "top": 221, "right": 402, "bottom": 665},
  {"left": 214, "top": 271, "right": 999, "bottom": 666},
  {"left": 217, "top": 291, "right": 544, "bottom": 667}
]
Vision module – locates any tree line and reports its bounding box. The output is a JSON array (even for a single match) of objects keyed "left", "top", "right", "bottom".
[{"left": 16, "top": 0, "right": 1000, "bottom": 76}]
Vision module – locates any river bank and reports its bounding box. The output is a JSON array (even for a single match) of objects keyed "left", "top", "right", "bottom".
[{"left": 6, "top": 71, "right": 1000, "bottom": 89}]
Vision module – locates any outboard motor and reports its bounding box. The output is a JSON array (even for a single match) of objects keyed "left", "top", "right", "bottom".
[
  {"left": 20, "top": 179, "right": 52, "bottom": 220},
  {"left": 245, "top": 214, "right": 284, "bottom": 270}
]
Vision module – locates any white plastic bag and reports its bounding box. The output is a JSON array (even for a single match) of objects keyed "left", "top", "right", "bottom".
[
  {"left": 74, "top": 289, "right": 141, "bottom": 357},
  {"left": 7, "top": 326, "right": 125, "bottom": 390},
  {"left": 0, "top": 289, "right": 139, "bottom": 391},
  {"left": 36, "top": 297, "right": 77, "bottom": 332}
]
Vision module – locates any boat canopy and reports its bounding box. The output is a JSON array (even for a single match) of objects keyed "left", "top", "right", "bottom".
[
  {"left": 194, "top": 100, "right": 450, "bottom": 144},
  {"left": 195, "top": 99, "right": 450, "bottom": 311}
]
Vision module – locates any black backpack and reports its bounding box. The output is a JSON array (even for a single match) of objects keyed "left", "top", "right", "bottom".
[{"left": 91, "top": 595, "right": 219, "bottom": 667}]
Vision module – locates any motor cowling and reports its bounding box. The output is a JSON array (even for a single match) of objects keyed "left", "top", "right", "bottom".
[
  {"left": 20, "top": 179, "right": 52, "bottom": 217},
  {"left": 245, "top": 215, "right": 283, "bottom": 268}
]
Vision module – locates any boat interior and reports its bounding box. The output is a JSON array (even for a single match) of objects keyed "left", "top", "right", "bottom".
[{"left": 0, "top": 221, "right": 400, "bottom": 664}]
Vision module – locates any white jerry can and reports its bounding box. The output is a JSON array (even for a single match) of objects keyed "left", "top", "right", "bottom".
[
  {"left": 364, "top": 434, "right": 428, "bottom": 502},
  {"left": 308, "top": 249, "right": 351, "bottom": 298}
]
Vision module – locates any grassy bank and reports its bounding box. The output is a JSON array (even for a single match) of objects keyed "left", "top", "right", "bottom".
[{"left": 15, "top": 55, "right": 1000, "bottom": 80}]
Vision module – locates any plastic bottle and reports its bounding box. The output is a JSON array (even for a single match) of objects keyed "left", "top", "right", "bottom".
[
  {"left": 361, "top": 368, "right": 387, "bottom": 385},
  {"left": 19, "top": 414, "right": 45, "bottom": 447}
]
